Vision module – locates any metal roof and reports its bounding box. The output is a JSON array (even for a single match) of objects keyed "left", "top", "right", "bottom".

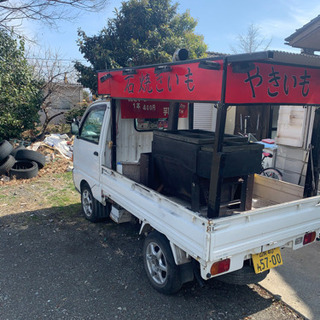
[
  {"left": 226, "top": 50, "right": 320, "bottom": 67},
  {"left": 285, "top": 15, "right": 320, "bottom": 51}
]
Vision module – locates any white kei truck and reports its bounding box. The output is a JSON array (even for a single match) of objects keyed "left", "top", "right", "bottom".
[{"left": 72, "top": 50, "right": 320, "bottom": 294}]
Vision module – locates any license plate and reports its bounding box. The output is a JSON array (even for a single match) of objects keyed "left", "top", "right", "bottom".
[{"left": 252, "top": 247, "right": 283, "bottom": 274}]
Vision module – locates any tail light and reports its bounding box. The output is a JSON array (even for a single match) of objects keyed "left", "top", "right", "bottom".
[
  {"left": 303, "top": 231, "right": 316, "bottom": 245},
  {"left": 210, "top": 258, "right": 230, "bottom": 276}
]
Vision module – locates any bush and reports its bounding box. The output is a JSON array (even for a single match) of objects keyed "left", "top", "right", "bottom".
[{"left": 0, "top": 30, "right": 43, "bottom": 140}]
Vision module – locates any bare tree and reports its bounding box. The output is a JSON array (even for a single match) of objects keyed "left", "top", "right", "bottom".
[
  {"left": 29, "top": 50, "right": 82, "bottom": 140},
  {"left": 231, "top": 24, "right": 272, "bottom": 54},
  {"left": 0, "top": 0, "right": 108, "bottom": 32}
]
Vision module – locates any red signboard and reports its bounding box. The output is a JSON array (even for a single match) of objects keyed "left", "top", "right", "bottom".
[
  {"left": 225, "top": 62, "right": 320, "bottom": 105},
  {"left": 98, "top": 60, "right": 223, "bottom": 102},
  {"left": 98, "top": 59, "right": 320, "bottom": 105},
  {"left": 120, "top": 100, "right": 188, "bottom": 119}
]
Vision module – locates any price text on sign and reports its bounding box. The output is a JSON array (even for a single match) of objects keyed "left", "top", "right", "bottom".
[
  {"left": 252, "top": 247, "right": 283, "bottom": 274},
  {"left": 120, "top": 100, "right": 188, "bottom": 119}
]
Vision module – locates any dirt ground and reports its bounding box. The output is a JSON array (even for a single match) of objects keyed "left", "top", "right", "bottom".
[
  {"left": 0, "top": 152, "right": 304, "bottom": 320},
  {"left": 0, "top": 148, "right": 78, "bottom": 217}
]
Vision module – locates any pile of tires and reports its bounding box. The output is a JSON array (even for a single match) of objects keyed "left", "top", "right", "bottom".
[{"left": 0, "top": 140, "right": 46, "bottom": 180}]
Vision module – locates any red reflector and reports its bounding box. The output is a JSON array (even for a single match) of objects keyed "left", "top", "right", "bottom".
[
  {"left": 210, "top": 259, "right": 230, "bottom": 275},
  {"left": 303, "top": 231, "right": 316, "bottom": 245}
]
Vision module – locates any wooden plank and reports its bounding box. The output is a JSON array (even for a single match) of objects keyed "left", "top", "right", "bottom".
[
  {"left": 245, "top": 175, "right": 254, "bottom": 210},
  {"left": 253, "top": 174, "right": 304, "bottom": 204}
]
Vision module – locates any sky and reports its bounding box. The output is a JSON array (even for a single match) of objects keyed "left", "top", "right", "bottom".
[{"left": 23, "top": 0, "right": 320, "bottom": 66}]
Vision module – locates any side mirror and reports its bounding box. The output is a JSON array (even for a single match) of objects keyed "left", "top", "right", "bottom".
[{"left": 71, "top": 119, "right": 79, "bottom": 135}]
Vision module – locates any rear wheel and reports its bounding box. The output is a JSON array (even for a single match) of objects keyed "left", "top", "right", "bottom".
[
  {"left": 217, "top": 264, "right": 269, "bottom": 285},
  {"left": 143, "top": 231, "right": 182, "bottom": 294}
]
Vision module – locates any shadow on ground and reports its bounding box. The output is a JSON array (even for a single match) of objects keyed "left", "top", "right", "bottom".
[
  {"left": 0, "top": 205, "right": 299, "bottom": 320},
  {"left": 260, "top": 243, "right": 320, "bottom": 320}
]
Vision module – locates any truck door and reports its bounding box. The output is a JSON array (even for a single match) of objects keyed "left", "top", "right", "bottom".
[{"left": 73, "top": 103, "right": 108, "bottom": 191}]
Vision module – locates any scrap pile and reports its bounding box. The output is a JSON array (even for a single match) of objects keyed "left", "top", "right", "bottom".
[
  {"left": 0, "top": 140, "right": 46, "bottom": 179},
  {"left": 0, "top": 134, "right": 73, "bottom": 181}
]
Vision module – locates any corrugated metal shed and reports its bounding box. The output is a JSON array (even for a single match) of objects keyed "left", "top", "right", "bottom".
[{"left": 285, "top": 15, "right": 320, "bottom": 52}]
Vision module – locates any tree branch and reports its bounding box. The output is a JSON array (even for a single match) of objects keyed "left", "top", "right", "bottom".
[{"left": 0, "top": 0, "right": 109, "bottom": 31}]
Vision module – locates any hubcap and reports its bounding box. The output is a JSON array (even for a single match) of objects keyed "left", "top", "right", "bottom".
[
  {"left": 82, "top": 189, "right": 93, "bottom": 217},
  {"left": 145, "top": 241, "right": 168, "bottom": 285}
]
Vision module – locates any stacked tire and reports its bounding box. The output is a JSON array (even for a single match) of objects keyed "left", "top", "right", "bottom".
[
  {"left": 0, "top": 141, "right": 15, "bottom": 176},
  {"left": 0, "top": 140, "right": 46, "bottom": 180}
]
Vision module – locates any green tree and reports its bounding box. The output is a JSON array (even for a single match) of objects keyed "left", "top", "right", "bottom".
[
  {"left": 64, "top": 90, "right": 90, "bottom": 124},
  {"left": 0, "top": 30, "right": 43, "bottom": 140},
  {"left": 75, "top": 0, "right": 207, "bottom": 93}
]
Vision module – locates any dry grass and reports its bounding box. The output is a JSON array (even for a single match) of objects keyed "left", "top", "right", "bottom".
[{"left": 0, "top": 155, "right": 80, "bottom": 217}]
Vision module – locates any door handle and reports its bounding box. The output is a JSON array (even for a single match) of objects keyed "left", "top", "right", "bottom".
[{"left": 93, "top": 151, "right": 98, "bottom": 156}]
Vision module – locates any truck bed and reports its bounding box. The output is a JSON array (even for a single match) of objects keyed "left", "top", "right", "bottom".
[{"left": 99, "top": 166, "right": 320, "bottom": 279}]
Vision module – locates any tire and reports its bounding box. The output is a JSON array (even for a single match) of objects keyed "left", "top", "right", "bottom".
[
  {"left": 143, "top": 231, "right": 182, "bottom": 294},
  {"left": 10, "top": 145, "right": 26, "bottom": 157},
  {"left": 216, "top": 264, "right": 270, "bottom": 285},
  {"left": 260, "top": 167, "right": 283, "bottom": 180},
  {"left": 81, "top": 184, "right": 110, "bottom": 222},
  {"left": 0, "top": 155, "right": 15, "bottom": 175},
  {"left": 9, "top": 160, "right": 39, "bottom": 179},
  {"left": 15, "top": 149, "right": 46, "bottom": 169},
  {"left": 0, "top": 140, "right": 13, "bottom": 162}
]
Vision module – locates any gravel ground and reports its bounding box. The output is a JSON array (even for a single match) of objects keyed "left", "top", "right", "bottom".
[{"left": 0, "top": 207, "right": 303, "bottom": 320}]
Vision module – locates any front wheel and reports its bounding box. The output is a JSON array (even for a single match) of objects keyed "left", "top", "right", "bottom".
[
  {"left": 260, "top": 167, "right": 283, "bottom": 180},
  {"left": 81, "top": 184, "right": 110, "bottom": 222},
  {"left": 143, "top": 231, "right": 182, "bottom": 295}
]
